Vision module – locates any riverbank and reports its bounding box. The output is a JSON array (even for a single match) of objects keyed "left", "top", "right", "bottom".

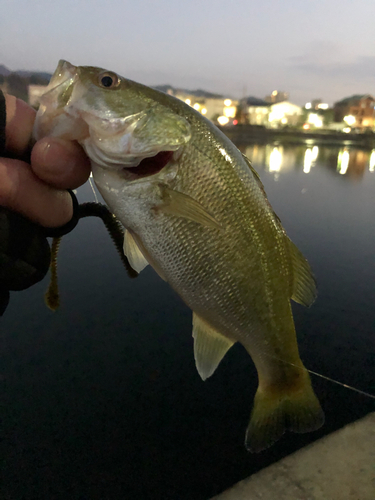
[
  {"left": 211, "top": 412, "right": 375, "bottom": 500},
  {"left": 220, "top": 125, "right": 375, "bottom": 149}
]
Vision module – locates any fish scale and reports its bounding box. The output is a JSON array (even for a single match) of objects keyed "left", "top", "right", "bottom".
[{"left": 34, "top": 60, "right": 324, "bottom": 452}]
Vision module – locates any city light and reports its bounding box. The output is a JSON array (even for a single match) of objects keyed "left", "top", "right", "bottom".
[
  {"left": 311, "top": 146, "right": 319, "bottom": 161},
  {"left": 337, "top": 150, "right": 349, "bottom": 175},
  {"left": 308, "top": 113, "right": 323, "bottom": 128},
  {"left": 303, "top": 146, "right": 318, "bottom": 173},
  {"left": 185, "top": 99, "right": 191, "bottom": 105},
  {"left": 303, "top": 123, "right": 310, "bottom": 130},
  {"left": 224, "top": 99, "right": 232, "bottom": 106},
  {"left": 343, "top": 115, "right": 356, "bottom": 126},
  {"left": 343, "top": 127, "right": 351, "bottom": 133},
  {"left": 193, "top": 103, "right": 200, "bottom": 110},
  {"left": 369, "top": 150, "right": 375, "bottom": 172},
  {"left": 317, "top": 103, "right": 329, "bottom": 110},
  {"left": 269, "top": 109, "right": 285, "bottom": 122},
  {"left": 304, "top": 149, "right": 312, "bottom": 173},
  {"left": 223, "top": 106, "right": 236, "bottom": 118},
  {"left": 305, "top": 102, "right": 312, "bottom": 109},
  {"left": 217, "top": 116, "right": 229, "bottom": 126},
  {"left": 269, "top": 147, "right": 282, "bottom": 172},
  {"left": 201, "top": 108, "right": 207, "bottom": 115},
  {"left": 281, "top": 117, "right": 287, "bottom": 124}
]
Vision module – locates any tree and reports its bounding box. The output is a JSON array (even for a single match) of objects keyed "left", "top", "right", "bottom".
[{"left": 6, "top": 73, "right": 28, "bottom": 102}]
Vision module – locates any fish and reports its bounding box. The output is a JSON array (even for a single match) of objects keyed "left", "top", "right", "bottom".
[{"left": 34, "top": 60, "right": 324, "bottom": 452}]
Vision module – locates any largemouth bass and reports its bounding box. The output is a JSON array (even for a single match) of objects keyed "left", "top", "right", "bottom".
[{"left": 34, "top": 60, "right": 324, "bottom": 452}]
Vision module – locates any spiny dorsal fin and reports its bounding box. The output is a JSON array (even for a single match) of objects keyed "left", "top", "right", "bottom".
[
  {"left": 123, "top": 230, "right": 149, "bottom": 273},
  {"left": 193, "top": 313, "right": 234, "bottom": 380},
  {"left": 156, "top": 185, "right": 222, "bottom": 231},
  {"left": 287, "top": 238, "right": 317, "bottom": 307}
]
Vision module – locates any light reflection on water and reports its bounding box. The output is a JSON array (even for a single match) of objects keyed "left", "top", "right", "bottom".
[{"left": 240, "top": 143, "right": 375, "bottom": 180}]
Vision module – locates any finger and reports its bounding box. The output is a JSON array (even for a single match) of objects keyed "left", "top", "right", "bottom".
[
  {"left": 31, "top": 137, "right": 91, "bottom": 189},
  {"left": 5, "top": 95, "right": 36, "bottom": 155},
  {"left": 0, "top": 157, "right": 73, "bottom": 227}
]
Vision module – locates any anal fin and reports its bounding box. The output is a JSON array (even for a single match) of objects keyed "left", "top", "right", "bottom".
[{"left": 193, "top": 313, "right": 234, "bottom": 380}]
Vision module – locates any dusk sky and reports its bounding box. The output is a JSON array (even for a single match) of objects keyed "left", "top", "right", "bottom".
[{"left": 1, "top": 0, "right": 374, "bottom": 105}]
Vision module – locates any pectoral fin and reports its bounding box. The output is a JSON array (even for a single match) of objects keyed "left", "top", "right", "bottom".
[
  {"left": 288, "top": 238, "right": 317, "bottom": 307},
  {"left": 156, "top": 185, "right": 222, "bottom": 230},
  {"left": 123, "top": 230, "right": 149, "bottom": 273},
  {"left": 193, "top": 313, "right": 234, "bottom": 380}
]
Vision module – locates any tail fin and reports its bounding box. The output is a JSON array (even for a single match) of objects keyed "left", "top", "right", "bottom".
[{"left": 245, "top": 370, "right": 324, "bottom": 453}]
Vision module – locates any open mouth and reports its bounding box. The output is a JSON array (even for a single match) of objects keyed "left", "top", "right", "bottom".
[{"left": 122, "top": 150, "right": 174, "bottom": 180}]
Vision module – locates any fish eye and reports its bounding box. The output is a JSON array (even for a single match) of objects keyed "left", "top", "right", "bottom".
[{"left": 98, "top": 72, "right": 121, "bottom": 89}]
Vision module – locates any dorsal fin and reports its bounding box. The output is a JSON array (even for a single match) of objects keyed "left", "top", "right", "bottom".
[
  {"left": 193, "top": 313, "right": 234, "bottom": 380},
  {"left": 123, "top": 230, "right": 149, "bottom": 273},
  {"left": 242, "top": 153, "right": 316, "bottom": 307},
  {"left": 287, "top": 238, "right": 317, "bottom": 307},
  {"left": 242, "top": 153, "right": 268, "bottom": 197}
]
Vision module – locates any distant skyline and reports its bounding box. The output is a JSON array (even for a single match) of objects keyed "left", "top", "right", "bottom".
[{"left": 1, "top": 0, "right": 374, "bottom": 106}]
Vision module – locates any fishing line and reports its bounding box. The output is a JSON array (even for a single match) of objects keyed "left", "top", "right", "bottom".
[
  {"left": 89, "top": 175, "right": 99, "bottom": 203},
  {"left": 305, "top": 367, "right": 375, "bottom": 400},
  {"left": 262, "top": 350, "right": 375, "bottom": 400}
]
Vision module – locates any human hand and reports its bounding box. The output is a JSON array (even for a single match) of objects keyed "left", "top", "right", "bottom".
[
  {"left": 0, "top": 93, "right": 91, "bottom": 227},
  {"left": 0, "top": 92, "right": 91, "bottom": 315}
]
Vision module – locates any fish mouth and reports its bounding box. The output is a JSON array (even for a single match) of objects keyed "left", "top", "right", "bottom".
[{"left": 120, "top": 150, "right": 176, "bottom": 181}]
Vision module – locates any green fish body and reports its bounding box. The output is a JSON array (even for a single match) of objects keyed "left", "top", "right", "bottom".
[{"left": 34, "top": 61, "right": 324, "bottom": 451}]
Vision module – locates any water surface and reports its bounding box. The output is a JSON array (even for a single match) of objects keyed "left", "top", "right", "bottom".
[{"left": 1, "top": 142, "right": 375, "bottom": 499}]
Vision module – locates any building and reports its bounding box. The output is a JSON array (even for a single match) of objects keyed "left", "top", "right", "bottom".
[
  {"left": 265, "top": 90, "right": 289, "bottom": 104},
  {"left": 333, "top": 95, "right": 375, "bottom": 129},
  {"left": 268, "top": 101, "right": 303, "bottom": 127},
  {"left": 174, "top": 91, "right": 238, "bottom": 124},
  {"left": 241, "top": 97, "right": 270, "bottom": 126},
  {"left": 305, "top": 99, "right": 329, "bottom": 111},
  {"left": 241, "top": 97, "right": 303, "bottom": 128},
  {"left": 153, "top": 86, "right": 238, "bottom": 124}
]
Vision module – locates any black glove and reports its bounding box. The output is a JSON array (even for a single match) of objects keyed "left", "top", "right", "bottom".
[{"left": 0, "top": 90, "right": 79, "bottom": 315}]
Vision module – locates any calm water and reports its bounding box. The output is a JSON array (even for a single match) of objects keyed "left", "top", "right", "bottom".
[{"left": 1, "top": 142, "right": 375, "bottom": 499}]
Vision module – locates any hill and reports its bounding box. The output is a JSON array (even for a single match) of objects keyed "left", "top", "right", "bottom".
[
  {"left": 0, "top": 64, "right": 11, "bottom": 76},
  {"left": 153, "top": 84, "right": 224, "bottom": 99},
  {"left": 0, "top": 64, "right": 51, "bottom": 82}
]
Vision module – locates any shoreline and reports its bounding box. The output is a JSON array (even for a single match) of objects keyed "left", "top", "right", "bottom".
[
  {"left": 219, "top": 125, "right": 375, "bottom": 149},
  {"left": 211, "top": 412, "right": 375, "bottom": 500}
]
